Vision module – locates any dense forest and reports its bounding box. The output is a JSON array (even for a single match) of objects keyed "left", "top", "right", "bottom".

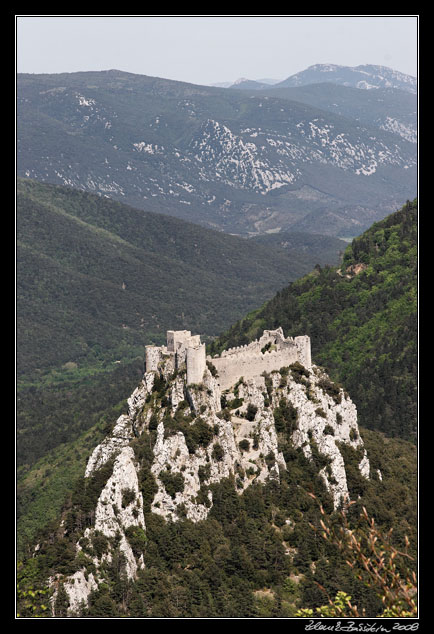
[{"left": 210, "top": 199, "right": 417, "bottom": 442}]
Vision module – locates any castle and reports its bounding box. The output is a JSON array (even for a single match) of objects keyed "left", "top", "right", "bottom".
[{"left": 145, "top": 328, "right": 311, "bottom": 391}]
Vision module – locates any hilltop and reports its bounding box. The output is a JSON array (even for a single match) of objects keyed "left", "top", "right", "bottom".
[
  {"left": 275, "top": 63, "right": 417, "bottom": 93},
  {"left": 17, "top": 325, "right": 417, "bottom": 617}
]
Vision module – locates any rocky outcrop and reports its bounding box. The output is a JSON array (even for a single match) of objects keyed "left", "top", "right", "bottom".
[
  {"left": 89, "top": 446, "right": 146, "bottom": 580},
  {"left": 55, "top": 330, "right": 370, "bottom": 615}
]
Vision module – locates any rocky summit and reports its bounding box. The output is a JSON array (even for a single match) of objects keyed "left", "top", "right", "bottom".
[{"left": 51, "top": 328, "right": 370, "bottom": 615}]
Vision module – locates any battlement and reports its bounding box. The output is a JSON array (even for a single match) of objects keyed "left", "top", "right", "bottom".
[
  {"left": 145, "top": 328, "right": 311, "bottom": 392},
  {"left": 208, "top": 328, "right": 311, "bottom": 390}
]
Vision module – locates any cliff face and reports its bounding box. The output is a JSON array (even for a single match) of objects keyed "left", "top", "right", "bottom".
[{"left": 52, "top": 336, "right": 369, "bottom": 615}]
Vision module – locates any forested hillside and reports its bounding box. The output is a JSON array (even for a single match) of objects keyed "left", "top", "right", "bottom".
[{"left": 210, "top": 199, "right": 417, "bottom": 441}]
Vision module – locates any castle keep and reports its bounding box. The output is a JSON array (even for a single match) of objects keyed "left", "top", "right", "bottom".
[{"left": 145, "top": 328, "right": 311, "bottom": 391}]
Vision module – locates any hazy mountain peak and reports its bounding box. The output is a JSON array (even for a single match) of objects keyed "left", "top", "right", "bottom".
[{"left": 277, "top": 63, "right": 417, "bottom": 93}]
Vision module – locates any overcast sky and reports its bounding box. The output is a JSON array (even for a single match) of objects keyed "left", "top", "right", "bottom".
[{"left": 16, "top": 15, "right": 418, "bottom": 86}]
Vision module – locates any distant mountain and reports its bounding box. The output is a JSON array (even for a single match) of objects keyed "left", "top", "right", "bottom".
[
  {"left": 212, "top": 77, "right": 281, "bottom": 89},
  {"left": 276, "top": 64, "right": 417, "bottom": 94},
  {"left": 229, "top": 78, "right": 276, "bottom": 90},
  {"left": 210, "top": 81, "right": 234, "bottom": 88},
  {"left": 17, "top": 70, "right": 416, "bottom": 239},
  {"left": 255, "top": 78, "right": 281, "bottom": 85}
]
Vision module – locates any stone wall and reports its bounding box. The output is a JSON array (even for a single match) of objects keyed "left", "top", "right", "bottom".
[
  {"left": 209, "top": 347, "right": 299, "bottom": 391},
  {"left": 207, "top": 329, "right": 312, "bottom": 391},
  {"left": 294, "top": 335, "right": 312, "bottom": 369},
  {"left": 167, "top": 330, "right": 191, "bottom": 353}
]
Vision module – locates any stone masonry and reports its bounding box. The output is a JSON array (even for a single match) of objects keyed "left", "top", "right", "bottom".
[{"left": 145, "top": 328, "right": 311, "bottom": 391}]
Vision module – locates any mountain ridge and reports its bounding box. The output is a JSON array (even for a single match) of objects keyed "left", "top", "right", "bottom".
[
  {"left": 18, "top": 68, "right": 416, "bottom": 238},
  {"left": 275, "top": 63, "right": 417, "bottom": 93},
  {"left": 218, "top": 64, "right": 416, "bottom": 94}
]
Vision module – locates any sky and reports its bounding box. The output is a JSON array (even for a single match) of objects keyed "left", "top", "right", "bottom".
[{"left": 16, "top": 15, "right": 418, "bottom": 86}]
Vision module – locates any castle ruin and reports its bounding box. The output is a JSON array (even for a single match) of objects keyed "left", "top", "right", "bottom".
[{"left": 145, "top": 328, "right": 311, "bottom": 391}]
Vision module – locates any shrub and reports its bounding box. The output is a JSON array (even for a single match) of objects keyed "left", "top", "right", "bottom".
[
  {"left": 211, "top": 443, "right": 224, "bottom": 462},
  {"left": 299, "top": 497, "right": 417, "bottom": 618},
  {"left": 184, "top": 418, "right": 214, "bottom": 453},
  {"left": 138, "top": 466, "right": 158, "bottom": 513},
  {"left": 217, "top": 408, "right": 231, "bottom": 421},
  {"left": 246, "top": 404, "right": 258, "bottom": 421},
  {"left": 121, "top": 487, "right": 136, "bottom": 509},
  {"left": 206, "top": 360, "right": 218, "bottom": 377},
  {"left": 317, "top": 377, "right": 342, "bottom": 404},
  {"left": 92, "top": 531, "right": 109, "bottom": 558},
  {"left": 290, "top": 362, "right": 310, "bottom": 383},
  {"left": 228, "top": 397, "right": 244, "bottom": 409},
  {"left": 350, "top": 428, "right": 359, "bottom": 441},
  {"left": 152, "top": 374, "right": 167, "bottom": 397},
  {"left": 265, "top": 451, "right": 276, "bottom": 468},
  {"left": 274, "top": 398, "right": 298, "bottom": 437},
  {"left": 124, "top": 526, "right": 147, "bottom": 558},
  {"left": 239, "top": 439, "right": 250, "bottom": 452},
  {"left": 198, "top": 463, "right": 211, "bottom": 484},
  {"left": 159, "top": 470, "right": 184, "bottom": 499}
]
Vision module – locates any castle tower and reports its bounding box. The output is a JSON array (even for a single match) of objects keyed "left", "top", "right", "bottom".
[
  {"left": 167, "top": 330, "right": 191, "bottom": 353},
  {"left": 294, "top": 335, "right": 312, "bottom": 369},
  {"left": 186, "top": 343, "right": 206, "bottom": 385},
  {"left": 145, "top": 345, "right": 161, "bottom": 372}
]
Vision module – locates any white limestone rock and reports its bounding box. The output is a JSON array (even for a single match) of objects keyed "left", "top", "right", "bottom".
[
  {"left": 62, "top": 570, "right": 98, "bottom": 616},
  {"left": 85, "top": 414, "right": 134, "bottom": 477},
  {"left": 127, "top": 380, "right": 148, "bottom": 418},
  {"left": 142, "top": 371, "right": 156, "bottom": 394},
  {"left": 282, "top": 365, "right": 369, "bottom": 508},
  {"left": 185, "top": 367, "right": 221, "bottom": 414},
  {"left": 170, "top": 375, "right": 186, "bottom": 411},
  {"left": 90, "top": 447, "right": 145, "bottom": 579}
]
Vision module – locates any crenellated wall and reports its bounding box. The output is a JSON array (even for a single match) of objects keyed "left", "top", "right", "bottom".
[
  {"left": 208, "top": 329, "right": 312, "bottom": 391},
  {"left": 209, "top": 347, "right": 297, "bottom": 391}
]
